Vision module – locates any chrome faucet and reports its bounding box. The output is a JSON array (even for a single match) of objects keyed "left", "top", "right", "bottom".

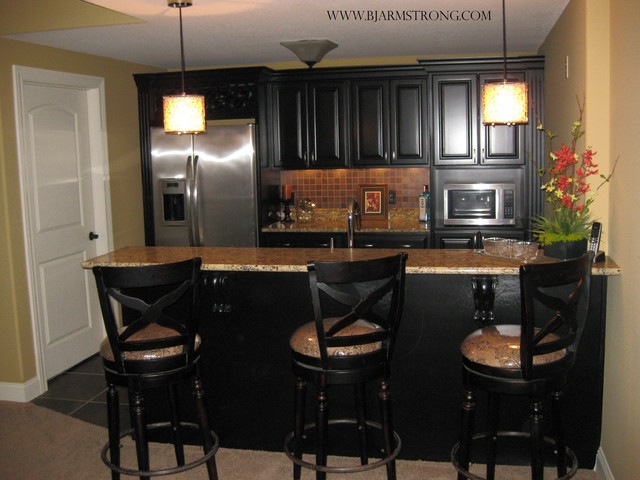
[{"left": 347, "top": 199, "right": 360, "bottom": 247}]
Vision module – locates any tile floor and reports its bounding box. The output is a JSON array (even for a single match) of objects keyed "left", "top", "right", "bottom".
[{"left": 31, "top": 354, "right": 124, "bottom": 429}]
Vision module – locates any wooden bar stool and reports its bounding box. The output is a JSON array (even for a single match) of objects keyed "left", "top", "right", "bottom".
[
  {"left": 451, "top": 253, "right": 592, "bottom": 480},
  {"left": 92, "top": 258, "right": 219, "bottom": 479},
  {"left": 284, "top": 253, "right": 408, "bottom": 480}
]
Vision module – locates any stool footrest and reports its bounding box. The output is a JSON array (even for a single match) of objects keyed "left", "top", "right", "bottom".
[
  {"left": 284, "top": 418, "right": 401, "bottom": 474},
  {"left": 101, "top": 421, "right": 219, "bottom": 477},
  {"left": 451, "top": 430, "right": 578, "bottom": 480}
]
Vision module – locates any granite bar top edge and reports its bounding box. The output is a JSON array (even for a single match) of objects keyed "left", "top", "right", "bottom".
[{"left": 82, "top": 246, "right": 620, "bottom": 276}]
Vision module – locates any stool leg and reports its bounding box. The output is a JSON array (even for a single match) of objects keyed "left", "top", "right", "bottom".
[
  {"left": 552, "top": 391, "right": 568, "bottom": 477},
  {"left": 457, "top": 387, "right": 476, "bottom": 480},
  {"left": 315, "top": 375, "right": 328, "bottom": 480},
  {"left": 486, "top": 392, "right": 500, "bottom": 480},
  {"left": 106, "top": 383, "right": 120, "bottom": 480},
  {"left": 192, "top": 376, "right": 219, "bottom": 480},
  {"left": 378, "top": 380, "right": 396, "bottom": 480},
  {"left": 168, "top": 385, "right": 185, "bottom": 466},
  {"left": 530, "top": 398, "right": 544, "bottom": 480},
  {"left": 292, "top": 377, "right": 307, "bottom": 480},
  {"left": 355, "top": 383, "right": 369, "bottom": 465},
  {"left": 131, "top": 389, "right": 150, "bottom": 480}
]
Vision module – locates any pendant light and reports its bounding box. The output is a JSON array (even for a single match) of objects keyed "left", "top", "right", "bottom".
[
  {"left": 481, "top": 0, "right": 528, "bottom": 125},
  {"left": 163, "top": 0, "right": 206, "bottom": 134}
]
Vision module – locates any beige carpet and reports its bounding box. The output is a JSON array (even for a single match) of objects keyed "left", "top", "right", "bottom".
[{"left": 0, "top": 401, "right": 597, "bottom": 479}]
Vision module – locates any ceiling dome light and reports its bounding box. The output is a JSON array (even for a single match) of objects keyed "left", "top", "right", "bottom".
[{"left": 280, "top": 40, "right": 338, "bottom": 68}]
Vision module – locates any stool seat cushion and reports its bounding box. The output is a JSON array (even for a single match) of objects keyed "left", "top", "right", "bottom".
[
  {"left": 461, "top": 324, "right": 566, "bottom": 369},
  {"left": 290, "top": 318, "right": 382, "bottom": 358},
  {"left": 100, "top": 324, "right": 201, "bottom": 362}
]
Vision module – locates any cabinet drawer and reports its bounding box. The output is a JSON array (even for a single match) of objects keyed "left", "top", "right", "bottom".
[
  {"left": 262, "top": 232, "right": 347, "bottom": 248},
  {"left": 353, "top": 234, "right": 429, "bottom": 249}
]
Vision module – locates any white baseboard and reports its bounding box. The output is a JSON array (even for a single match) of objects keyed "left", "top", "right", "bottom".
[
  {"left": 0, "top": 377, "right": 44, "bottom": 402},
  {"left": 595, "top": 447, "right": 615, "bottom": 480}
]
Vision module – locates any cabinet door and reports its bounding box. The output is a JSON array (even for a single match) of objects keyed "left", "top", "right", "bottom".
[
  {"left": 390, "top": 79, "right": 429, "bottom": 165},
  {"left": 433, "top": 74, "right": 478, "bottom": 165},
  {"left": 270, "top": 83, "right": 308, "bottom": 169},
  {"left": 351, "top": 81, "right": 390, "bottom": 166},
  {"left": 479, "top": 72, "right": 526, "bottom": 165},
  {"left": 308, "top": 82, "right": 348, "bottom": 168}
]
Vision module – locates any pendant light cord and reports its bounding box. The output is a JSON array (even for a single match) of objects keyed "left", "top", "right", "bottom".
[
  {"left": 501, "top": 0, "right": 507, "bottom": 82},
  {"left": 179, "top": 6, "right": 186, "bottom": 93}
]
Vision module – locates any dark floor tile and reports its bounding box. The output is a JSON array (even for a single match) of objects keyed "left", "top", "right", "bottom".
[
  {"left": 40, "top": 372, "right": 107, "bottom": 401},
  {"left": 67, "top": 353, "right": 103, "bottom": 374},
  {"left": 32, "top": 397, "right": 86, "bottom": 415}
]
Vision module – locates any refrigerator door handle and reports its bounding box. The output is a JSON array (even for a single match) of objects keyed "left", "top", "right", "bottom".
[
  {"left": 191, "top": 154, "right": 201, "bottom": 246},
  {"left": 185, "top": 155, "right": 195, "bottom": 247}
]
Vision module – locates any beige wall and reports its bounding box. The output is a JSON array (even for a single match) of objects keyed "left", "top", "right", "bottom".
[
  {"left": 542, "top": 0, "right": 640, "bottom": 478},
  {"left": 603, "top": 0, "right": 640, "bottom": 477},
  {"left": 0, "top": 38, "right": 160, "bottom": 383}
]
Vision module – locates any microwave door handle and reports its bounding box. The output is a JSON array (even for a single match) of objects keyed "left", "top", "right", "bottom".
[{"left": 191, "top": 154, "right": 201, "bottom": 246}]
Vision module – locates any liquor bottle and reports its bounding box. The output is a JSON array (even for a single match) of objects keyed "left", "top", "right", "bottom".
[{"left": 419, "top": 185, "right": 431, "bottom": 223}]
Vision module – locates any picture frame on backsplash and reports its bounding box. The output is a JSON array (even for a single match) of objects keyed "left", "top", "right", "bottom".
[{"left": 359, "top": 183, "right": 389, "bottom": 227}]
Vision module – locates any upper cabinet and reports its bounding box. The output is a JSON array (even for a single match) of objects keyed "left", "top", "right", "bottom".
[
  {"left": 351, "top": 78, "right": 429, "bottom": 166},
  {"left": 268, "top": 80, "right": 348, "bottom": 169},
  {"left": 432, "top": 71, "right": 525, "bottom": 166}
]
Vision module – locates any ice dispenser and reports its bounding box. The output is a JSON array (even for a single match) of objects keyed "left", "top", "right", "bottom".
[{"left": 161, "top": 178, "right": 186, "bottom": 224}]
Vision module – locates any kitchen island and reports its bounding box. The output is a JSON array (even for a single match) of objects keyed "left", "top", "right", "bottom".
[{"left": 83, "top": 247, "right": 619, "bottom": 467}]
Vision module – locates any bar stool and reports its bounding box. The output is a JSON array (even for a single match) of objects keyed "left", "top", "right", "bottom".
[
  {"left": 92, "top": 258, "right": 219, "bottom": 479},
  {"left": 284, "top": 253, "right": 408, "bottom": 480},
  {"left": 451, "top": 253, "right": 592, "bottom": 480}
]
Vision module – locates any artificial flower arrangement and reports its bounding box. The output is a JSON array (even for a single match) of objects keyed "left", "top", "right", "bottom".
[{"left": 532, "top": 97, "right": 616, "bottom": 247}]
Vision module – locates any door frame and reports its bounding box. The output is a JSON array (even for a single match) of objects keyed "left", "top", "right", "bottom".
[{"left": 12, "top": 65, "right": 113, "bottom": 397}]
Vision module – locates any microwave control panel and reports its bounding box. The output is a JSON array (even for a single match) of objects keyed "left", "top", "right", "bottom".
[{"left": 503, "top": 189, "right": 514, "bottom": 219}]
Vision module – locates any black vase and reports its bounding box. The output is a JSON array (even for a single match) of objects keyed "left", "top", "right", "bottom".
[{"left": 543, "top": 239, "right": 588, "bottom": 260}]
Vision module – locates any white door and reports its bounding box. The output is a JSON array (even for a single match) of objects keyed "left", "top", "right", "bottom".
[{"left": 13, "top": 66, "right": 112, "bottom": 385}]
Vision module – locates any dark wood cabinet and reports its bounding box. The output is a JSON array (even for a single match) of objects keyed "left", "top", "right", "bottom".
[
  {"left": 269, "top": 80, "right": 348, "bottom": 169},
  {"left": 351, "top": 78, "right": 428, "bottom": 166},
  {"left": 262, "top": 232, "right": 347, "bottom": 248},
  {"left": 432, "top": 72, "right": 525, "bottom": 166},
  {"left": 434, "top": 228, "right": 525, "bottom": 249},
  {"left": 353, "top": 233, "right": 430, "bottom": 249}
]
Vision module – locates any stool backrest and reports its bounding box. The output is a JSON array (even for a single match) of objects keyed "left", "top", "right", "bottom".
[
  {"left": 92, "top": 258, "right": 202, "bottom": 373},
  {"left": 519, "top": 253, "right": 592, "bottom": 380},
  {"left": 307, "top": 253, "right": 408, "bottom": 367}
]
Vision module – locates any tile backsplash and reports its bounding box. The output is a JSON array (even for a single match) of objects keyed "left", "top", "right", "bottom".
[{"left": 280, "top": 168, "right": 429, "bottom": 209}]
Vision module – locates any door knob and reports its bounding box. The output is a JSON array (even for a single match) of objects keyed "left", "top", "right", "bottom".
[{"left": 88, "top": 231, "right": 99, "bottom": 241}]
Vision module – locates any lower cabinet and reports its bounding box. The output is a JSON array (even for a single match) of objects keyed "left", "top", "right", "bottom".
[
  {"left": 261, "top": 232, "right": 347, "bottom": 248},
  {"left": 434, "top": 228, "right": 525, "bottom": 249},
  {"left": 262, "top": 232, "right": 430, "bottom": 249},
  {"left": 353, "top": 233, "right": 430, "bottom": 249}
]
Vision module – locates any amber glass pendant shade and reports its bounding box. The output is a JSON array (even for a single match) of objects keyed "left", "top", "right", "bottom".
[
  {"left": 163, "top": 1, "right": 206, "bottom": 134},
  {"left": 482, "top": 81, "right": 529, "bottom": 125},
  {"left": 163, "top": 94, "right": 206, "bottom": 134}
]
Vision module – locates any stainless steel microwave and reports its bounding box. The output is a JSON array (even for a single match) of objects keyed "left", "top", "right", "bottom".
[{"left": 443, "top": 183, "right": 515, "bottom": 226}]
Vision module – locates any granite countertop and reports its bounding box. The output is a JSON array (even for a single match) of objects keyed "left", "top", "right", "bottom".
[
  {"left": 261, "top": 208, "right": 430, "bottom": 234},
  {"left": 82, "top": 246, "right": 621, "bottom": 276}
]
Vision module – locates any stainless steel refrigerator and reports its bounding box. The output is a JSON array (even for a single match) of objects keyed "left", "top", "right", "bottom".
[{"left": 150, "top": 124, "right": 259, "bottom": 247}]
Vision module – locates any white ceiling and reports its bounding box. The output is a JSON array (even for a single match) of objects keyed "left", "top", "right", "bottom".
[{"left": 3, "top": 0, "right": 570, "bottom": 69}]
